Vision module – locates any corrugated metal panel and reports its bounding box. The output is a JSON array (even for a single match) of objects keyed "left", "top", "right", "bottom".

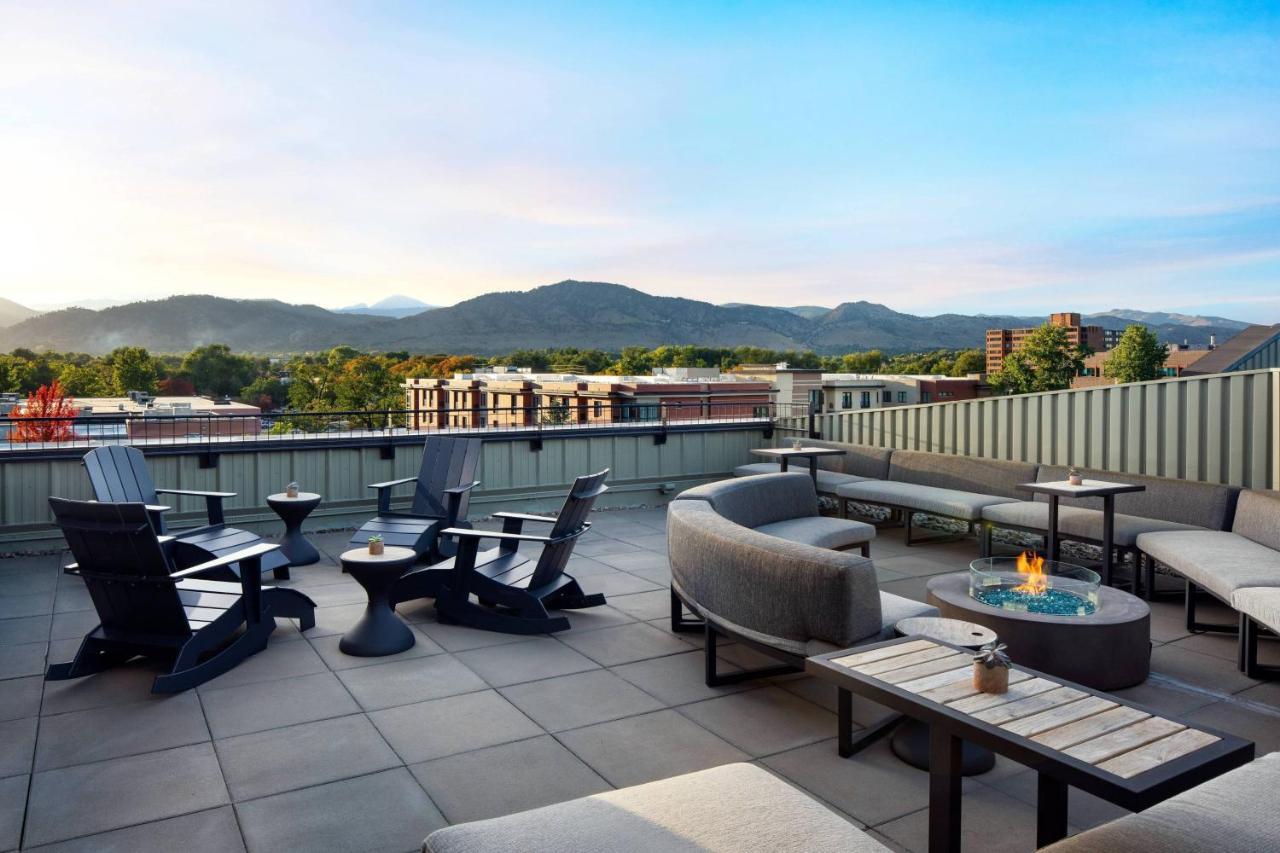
[{"left": 823, "top": 368, "right": 1279, "bottom": 489}]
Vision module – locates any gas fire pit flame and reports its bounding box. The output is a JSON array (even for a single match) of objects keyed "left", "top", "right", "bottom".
[{"left": 1013, "top": 550, "right": 1048, "bottom": 596}]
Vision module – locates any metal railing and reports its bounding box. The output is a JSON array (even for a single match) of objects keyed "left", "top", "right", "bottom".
[{"left": 0, "top": 401, "right": 806, "bottom": 456}]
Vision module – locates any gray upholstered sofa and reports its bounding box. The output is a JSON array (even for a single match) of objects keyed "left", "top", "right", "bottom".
[
  {"left": 981, "top": 466, "right": 1240, "bottom": 594},
  {"left": 667, "top": 474, "right": 936, "bottom": 686},
  {"left": 676, "top": 472, "right": 875, "bottom": 554},
  {"left": 1136, "top": 488, "right": 1280, "bottom": 674},
  {"left": 835, "top": 449, "right": 1036, "bottom": 544},
  {"left": 422, "top": 753, "right": 1280, "bottom": 852},
  {"left": 733, "top": 439, "right": 892, "bottom": 497}
]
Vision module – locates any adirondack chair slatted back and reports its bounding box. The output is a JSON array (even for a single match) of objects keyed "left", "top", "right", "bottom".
[
  {"left": 411, "top": 437, "right": 482, "bottom": 518},
  {"left": 528, "top": 469, "right": 609, "bottom": 589},
  {"left": 83, "top": 446, "right": 163, "bottom": 528},
  {"left": 49, "top": 497, "right": 190, "bottom": 637}
]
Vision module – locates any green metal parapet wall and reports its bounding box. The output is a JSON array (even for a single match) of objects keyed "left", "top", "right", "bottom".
[
  {"left": 0, "top": 424, "right": 771, "bottom": 553},
  {"left": 814, "top": 368, "right": 1280, "bottom": 491}
]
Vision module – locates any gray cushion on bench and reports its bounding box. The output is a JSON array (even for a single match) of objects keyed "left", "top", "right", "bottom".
[
  {"left": 1135, "top": 530, "right": 1280, "bottom": 601},
  {"left": 755, "top": 516, "right": 876, "bottom": 550},
  {"left": 982, "top": 501, "right": 1202, "bottom": 546},
  {"left": 1231, "top": 588, "right": 1280, "bottom": 634},
  {"left": 733, "top": 463, "right": 872, "bottom": 494},
  {"left": 837, "top": 480, "right": 1019, "bottom": 521},
  {"left": 423, "top": 763, "right": 888, "bottom": 853},
  {"left": 676, "top": 473, "right": 818, "bottom": 529},
  {"left": 1232, "top": 489, "right": 1280, "bottom": 551},
  {"left": 1042, "top": 752, "right": 1280, "bottom": 853}
]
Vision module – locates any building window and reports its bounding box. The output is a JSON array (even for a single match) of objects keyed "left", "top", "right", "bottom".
[
  {"left": 593, "top": 400, "right": 603, "bottom": 417},
  {"left": 752, "top": 405, "right": 769, "bottom": 418},
  {"left": 921, "top": 392, "right": 931, "bottom": 404},
  {"left": 859, "top": 391, "right": 871, "bottom": 409},
  {"left": 841, "top": 392, "right": 852, "bottom": 409},
  {"left": 882, "top": 390, "right": 891, "bottom": 404},
  {"left": 897, "top": 391, "right": 906, "bottom": 403}
]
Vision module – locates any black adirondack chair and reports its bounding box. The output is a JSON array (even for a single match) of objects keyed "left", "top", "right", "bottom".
[
  {"left": 82, "top": 445, "right": 291, "bottom": 580},
  {"left": 47, "top": 497, "right": 317, "bottom": 694},
  {"left": 420, "top": 469, "right": 610, "bottom": 634},
  {"left": 349, "top": 436, "right": 482, "bottom": 561}
]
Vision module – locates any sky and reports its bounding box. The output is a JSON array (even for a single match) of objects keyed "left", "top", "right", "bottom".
[{"left": 1, "top": 1, "right": 1278, "bottom": 321}]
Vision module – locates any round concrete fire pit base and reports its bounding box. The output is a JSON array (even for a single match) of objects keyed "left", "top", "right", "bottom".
[{"left": 926, "top": 572, "right": 1151, "bottom": 691}]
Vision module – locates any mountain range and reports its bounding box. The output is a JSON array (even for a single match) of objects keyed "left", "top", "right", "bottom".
[
  {"left": 0, "top": 281, "right": 1249, "bottom": 356},
  {"left": 335, "top": 295, "right": 439, "bottom": 319}
]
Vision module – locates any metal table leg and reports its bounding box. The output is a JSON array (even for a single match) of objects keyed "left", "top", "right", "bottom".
[
  {"left": 1101, "top": 494, "right": 1115, "bottom": 586},
  {"left": 929, "top": 726, "right": 962, "bottom": 853},
  {"left": 1046, "top": 494, "right": 1060, "bottom": 562},
  {"left": 1036, "top": 773, "right": 1069, "bottom": 848}
]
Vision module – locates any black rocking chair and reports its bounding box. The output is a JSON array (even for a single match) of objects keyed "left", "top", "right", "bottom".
[
  {"left": 47, "top": 497, "right": 317, "bottom": 694},
  {"left": 350, "top": 435, "right": 482, "bottom": 565},
  {"left": 82, "top": 445, "right": 292, "bottom": 580},
  {"left": 416, "top": 469, "right": 610, "bottom": 634}
]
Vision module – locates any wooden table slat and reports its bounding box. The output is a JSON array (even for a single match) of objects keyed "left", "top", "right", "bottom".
[
  {"left": 1064, "top": 717, "right": 1185, "bottom": 765},
  {"left": 857, "top": 645, "right": 958, "bottom": 676},
  {"left": 914, "top": 669, "right": 1033, "bottom": 703},
  {"left": 1033, "top": 705, "right": 1151, "bottom": 751},
  {"left": 1096, "top": 729, "right": 1221, "bottom": 779},
  {"left": 832, "top": 638, "right": 936, "bottom": 669},
  {"left": 1001, "top": 695, "right": 1117, "bottom": 739},
  {"left": 970, "top": 686, "right": 1087, "bottom": 725},
  {"left": 879, "top": 653, "right": 975, "bottom": 685},
  {"left": 948, "top": 677, "right": 1060, "bottom": 714}
]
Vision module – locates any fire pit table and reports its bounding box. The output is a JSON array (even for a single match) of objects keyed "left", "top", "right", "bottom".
[{"left": 925, "top": 555, "right": 1150, "bottom": 691}]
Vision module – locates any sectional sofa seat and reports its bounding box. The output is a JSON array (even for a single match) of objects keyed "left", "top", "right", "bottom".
[
  {"left": 668, "top": 477, "right": 935, "bottom": 663},
  {"left": 423, "top": 763, "right": 888, "bottom": 853},
  {"left": 733, "top": 440, "right": 893, "bottom": 496},
  {"left": 423, "top": 753, "right": 1280, "bottom": 853},
  {"left": 678, "top": 473, "right": 875, "bottom": 554},
  {"left": 836, "top": 450, "right": 1036, "bottom": 543}
]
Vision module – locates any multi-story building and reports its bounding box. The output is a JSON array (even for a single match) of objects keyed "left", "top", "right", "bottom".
[
  {"left": 729, "top": 363, "right": 824, "bottom": 414},
  {"left": 4, "top": 394, "right": 262, "bottom": 441},
  {"left": 1073, "top": 345, "right": 1211, "bottom": 388},
  {"left": 405, "top": 368, "right": 774, "bottom": 429},
  {"left": 986, "top": 312, "right": 1119, "bottom": 374},
  {"left": 819, "top": 374, "right": 986, "bottom": 412}
]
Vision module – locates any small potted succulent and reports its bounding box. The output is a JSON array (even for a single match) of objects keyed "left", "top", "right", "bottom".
[
  {"left": 972, "top": 641, "right": 1012, "bottom": 694},
  {"left": 286, "top": 480, "right": 300, "bottom": 498},
  {"left": 1067, "top": 466, "right": 1083, "bottom": 487},
  {"left": 791, "top": 438, "right": 804, "bottom": 450},
  {"left": 367, "top": 534, "right": 384, "bottom": 556}
]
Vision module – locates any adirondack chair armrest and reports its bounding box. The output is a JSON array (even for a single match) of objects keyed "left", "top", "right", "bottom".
[
  {"left": 170, "top": 542, "right": 281, "bottom": 580},
  {"left": 155, "top": 488, "right": 234, "bottom": 526},
  {"left": 492, "top": 511, "right": 556, "bottom": 524},
  {"left": 366, "top": 477, "right": 417, "bottom": 490},
  {"left": 440, "top": 527, "right": 551, "bottom": 544},
  {"left": 442, "top": 481, "right": 480, "bottom": 524},
  {"left": 145, "top": 504, "right": 171, "bottom": 513},
  {"left": 367, "top": 476, "right": 418, "bottom": 514}
]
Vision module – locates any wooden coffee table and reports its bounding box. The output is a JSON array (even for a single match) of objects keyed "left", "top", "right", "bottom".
[{"left": 808, "top": 636, "right": 1253, "bottom": 853}]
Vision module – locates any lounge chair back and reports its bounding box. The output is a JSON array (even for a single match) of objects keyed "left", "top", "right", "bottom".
[
  {"left": 48, "top": 496, "right": 189, "bottom": 637},
  {"left": 83, "top": 445, "right": 161, "bottom": 508},
  {"left": 411, "top": 437, "right": 482, "bottom": 518},
  {"left": 527, "top": 469, "right": 609, "bottom": 590}
]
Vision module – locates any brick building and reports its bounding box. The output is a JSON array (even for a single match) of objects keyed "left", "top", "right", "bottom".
[{"left": 985, "top": 312, "right": 1120, "bottom": 374}]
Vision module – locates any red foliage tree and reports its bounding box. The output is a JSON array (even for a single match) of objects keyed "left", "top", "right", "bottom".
[
  {"left": 158, "top": 376, "right": 196, "bottom": 396},
  {"left": 11, "top": 381, "right": 78, "bottom": 443}
]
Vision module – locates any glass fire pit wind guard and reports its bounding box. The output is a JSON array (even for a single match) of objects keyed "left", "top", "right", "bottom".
[{"left": 969, "top": 556, "right": 1100, "bottom": 616}]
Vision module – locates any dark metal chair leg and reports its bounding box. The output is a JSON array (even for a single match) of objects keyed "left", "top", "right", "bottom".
[{"left": 1185, "top": 579, "right": 1237, "bottom": 634}]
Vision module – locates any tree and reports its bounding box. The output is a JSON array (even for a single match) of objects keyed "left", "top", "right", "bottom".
[
  {"left": 949, "top": 348, "right": 986, "bottom": 376},
  {"left": 333, "top": 356, "right": 404, "bottom": 427},
  {"left": 11, "top": 381, "right": 77, "bottom": 442},
  {"left": 1103, "top": 325, "right": 1167, "bottom": 384},
  {"left": 240, "top": 375, "right": 287, "bottom": 409},
  {"left": 107, "top": 346, "right": 159, "bottom": 394},
  {"left": 57, "top": 362, "right": 112, "bottom": 396},
  {"left": 836, "top": 350, "right": 886, "bottom": 372},
  {"left": 158, "top": 375, "right": 196, "bottom": 396},
  {"left": 180, "top": 344, "right": 258, "bottom": 397},
  {"left": 990, "top": 323, "right": 1084, "bottom": 394}
]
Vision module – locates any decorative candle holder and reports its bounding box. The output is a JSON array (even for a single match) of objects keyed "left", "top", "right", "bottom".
[
  {"left": 286, "top": 481, "right": 300, "bottom": 498},
  {"left": 972, "top": 641, "right": 1011, "bottom": 694},
  {"left": 367, "top": 535, "right": 384, "bottom": 556},
  {"left": 1067, "top": 467, "right": 1083, "bottom": 487},
  {"left": 791, "top": 438, "right": 804, "bottom": 450}
]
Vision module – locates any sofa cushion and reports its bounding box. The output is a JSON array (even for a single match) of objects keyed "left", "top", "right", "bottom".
[
  {"left": 837, "top": 480, "right": 1019, "bottom": 521},
  {"left": 1135, "top": 530, "right": 1280, "bottom": 601},
  {"left": 667, "top": 499, "right": 885, "bottom": 650},
  {"left": 982, "top": 501, "right": 1203, "bottom": 547},
  {"left": 1034, "top": 465, "right": 1238, "bottom": 531},
  {"left": 423, "top": 762, "right": 888, "bottom": 853},
  {"left": 675, "top": 473, "right": 817, "bottom": 528},
  {"left": 1042, "top": 752, "right": 1280, "bottom": 853},
  {"left": 754, "top": 516, "right": 876, "bottom": 550},
  {"left": 888, "top": 450, "right": 1038, "bottom": 499},
  {"left": 733, "top": 463, "right": 872, "bottom": 494},
  {"left": 1231, "top": 587, "right": 1280, "bottom": 634},
  {"left": 1233, "top": 489, "right": 1280, "bottom": 550}
]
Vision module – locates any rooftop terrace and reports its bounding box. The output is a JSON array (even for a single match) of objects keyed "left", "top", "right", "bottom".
[{"left": 2, "top": 505, "right": 1277, "bottom": 852}]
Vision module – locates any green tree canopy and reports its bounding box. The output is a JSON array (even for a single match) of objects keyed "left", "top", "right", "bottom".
[
  {"left": 1103, "top": 325, "right": 1167, "bottom": 384},
  {"left": 106, "top": 346, "right": 159, "bottom": 394},
  {"left": 180, "top": 344, "right": 259, "bottom": 397},
  {"left": 990, "top": 323, "right": 1085, "bottom": 394}
]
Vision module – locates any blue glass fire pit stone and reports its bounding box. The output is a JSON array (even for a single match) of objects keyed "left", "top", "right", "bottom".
[{"left": 971, "top": 586, "right": 1096, "bottom": 616}]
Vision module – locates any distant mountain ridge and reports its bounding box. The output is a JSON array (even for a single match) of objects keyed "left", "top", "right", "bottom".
[
  {"left": 0, "top": 281, "right": 1247, "bottom": 355},
  {"left": 0, "top": 297, "right": 40, "bottom": 328},
  {"left": 336, "top": 295, "right": 438, "bottom": 319}
]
